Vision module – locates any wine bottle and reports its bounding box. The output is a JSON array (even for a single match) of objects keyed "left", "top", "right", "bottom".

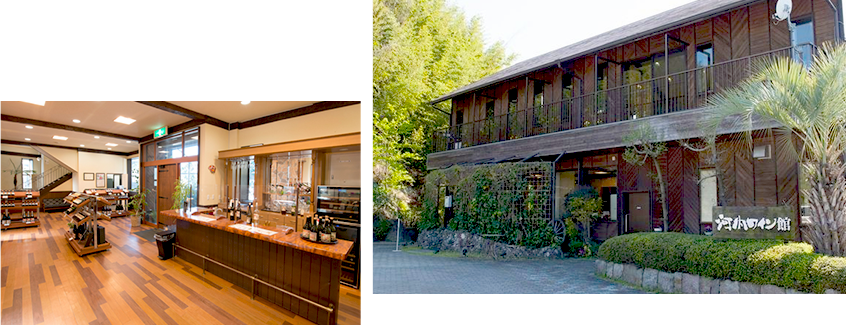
[
  {"left": 301, "top": 216, "right": 311, "bottom": 239},
  {"left": 329, "top": 218, "right": 337, "bottom": 242},
  {"left": 309, "top": 218, "right": 318, "bottom": 242}
]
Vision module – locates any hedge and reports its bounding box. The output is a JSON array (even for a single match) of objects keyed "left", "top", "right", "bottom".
[{"left": 597, "top": 233, "right": 846, "bottom": 293}]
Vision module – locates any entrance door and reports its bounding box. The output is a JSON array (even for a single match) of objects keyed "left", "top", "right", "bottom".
[
  {"left": 627, "top": 192, "right": 651, "bottom": 233},
  {"left": 157, "top": 164, "right": 179, "bottom": 227}
]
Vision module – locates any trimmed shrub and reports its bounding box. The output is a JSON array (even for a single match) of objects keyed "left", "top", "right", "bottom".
[
  {"left": 597, "top": 233, "right": 846, "bottom": 293},
  {"left": 374, "top": 218, "right": 392, "bottom": 241}
]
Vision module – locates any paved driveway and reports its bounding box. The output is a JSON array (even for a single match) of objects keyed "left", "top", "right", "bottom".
[{"left": 373, "top": 242, "right": 644, "bottom": 294}]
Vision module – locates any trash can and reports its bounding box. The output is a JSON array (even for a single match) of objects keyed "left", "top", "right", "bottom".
[{"left": 154, "top": 229, "right": 176, "bottom": 260}]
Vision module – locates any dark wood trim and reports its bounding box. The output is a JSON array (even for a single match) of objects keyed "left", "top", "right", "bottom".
[
  {"left": 232, "top": 101, "right": 360, "bottom": 130},
  {"left": 0, "top": 140, "right": 136, "bottom": 157},
  {"left": 136, "top": 101, "right": 229, "bottom": 130},
  {"left": 139, "top": 120, "right": 204, "bottom": 144},
  {"left": 1, "top": 114, "right": 140, "bottom": 141},
  {"left": 141, "top": 156, "right": 198, "bottom": 168},
  {"left": 1, "top": 151, "right": 40, "bottom": 158}
]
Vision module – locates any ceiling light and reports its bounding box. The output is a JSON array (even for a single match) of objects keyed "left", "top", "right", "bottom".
[
  {"left": 52, "top": 135, "right": 68, "bottom": 141},
  {"left": 21, "top": 101, "right": 45, "bottom": 106},
  {"left": 80, "top": 145, "right": 85, "bottom": 147},
  {"left": 108, "top": 148, "right": 112, "bottom": 150},
  {"left": 72, "top": 119, "right": 81, "bottom": 123},
  {"left": 24, "top": 138, "right": 31, "bottom": 141},
  {"left": 126, "top": 140, "right": 131, "bottom": 143},
  {"left": 105, "top": 143, "right": 118, "bottom": 147},
  {"left": 159, "top": 151, "right": 167, "bottom": 153},
  {"left": 114, "top": 116, "right": 136, "bottom": 125},
  {"left": 241, "top": 101, "right": 250, "bottom": 105},
  {"left": 94, "top": 136, "right": 100, "bottom": 139},
  {"left": 25, "top": 125, "right": 33, "bottom": 129}
]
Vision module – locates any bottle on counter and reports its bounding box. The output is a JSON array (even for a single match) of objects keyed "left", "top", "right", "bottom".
[
  {"left": 320, "top": 217, "right": 331, "bottom": 243},
  {"left": 329, "top": 217, "right": 337, "bottom": 242},
  {"left": 308, "top": 217, "right": 318, "bottom": 242},
  {"left": 301, "top": 216, "right": 311, "bottom": 239}
]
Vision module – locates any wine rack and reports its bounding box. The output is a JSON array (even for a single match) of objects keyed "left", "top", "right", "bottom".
[
  {"left": 64, "top": 193, "right": 111, "bottom": 256},
  {"left": 1, "top": 190, "right": 41, "bottom": 230}
]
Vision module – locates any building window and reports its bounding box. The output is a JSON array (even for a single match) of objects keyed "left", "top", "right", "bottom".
[
  {"left": 700, "top": 168, "right": 718, "bottom": 225},
  {"left": 130, "top": 157, "right": 140, "bottom": 190},
  {"left": 791, "top": 18, "right": 814, "bottom": 67},
  {"left": 562, "top": 74, "right": 573, "bottom": 100},
  {"left": 456, "top": 109, "right": 464, "bottom": 125},
  {"left": 508, "top": 88, "right": 518, "bottom": 113},
  {"left": 532, "top": 82, "right": 545, "bottom": 127},
  {"left": 696, "top": 44, "right": 714, "bottom": 94},
  {"left": 485, "top": 100, "right": 495, "bottom": 119},
  {"left": 22, "top": 158, "right": 34, "bottom": 189}
]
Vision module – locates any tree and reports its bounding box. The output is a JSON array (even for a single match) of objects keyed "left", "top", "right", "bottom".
[
  {"left": 623, "top": 123, "right": 669, "bottom": 232},
  {"left": 705, "top": 43, "right": 846, "bottom": 256},
  {"left": 373, "top": 0, "right": 513, "bottom": 223}
]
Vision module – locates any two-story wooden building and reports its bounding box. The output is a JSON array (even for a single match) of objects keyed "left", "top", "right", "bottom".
[{"left": 427, "top": 0, "right": 843, "bottom": 239}]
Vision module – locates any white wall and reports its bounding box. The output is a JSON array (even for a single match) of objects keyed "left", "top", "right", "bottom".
[
  {"left": 234, "top": 104, "right": 360, "bottom": 147},
  {"left": 37, "top": 146, "right": 79, "bottom": 172},
  {"left": 198, "top": 124, "right": 230, "bottom": 206},
  {"left": 76, "top": 151, "right": 127, "bottom": 191}
]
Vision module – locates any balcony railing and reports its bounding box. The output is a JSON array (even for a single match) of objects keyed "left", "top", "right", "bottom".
[{"left": 432, "top": 44, "right": 816, "bottom": 153}]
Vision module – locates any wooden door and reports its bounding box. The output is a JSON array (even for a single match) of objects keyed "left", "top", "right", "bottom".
[
  {"left": 627, "top": 192, "right": 651, "bottom": 233},
  {"left": 157, "top": 164, "right": 179, "bottom": 227}
]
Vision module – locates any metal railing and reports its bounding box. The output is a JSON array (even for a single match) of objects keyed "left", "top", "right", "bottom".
[
  {"left": 432, "top": 44, "right": 816, "bottom": 153},
  {"left": 32, "top": 165, "right": 71, "bottom": 191}
]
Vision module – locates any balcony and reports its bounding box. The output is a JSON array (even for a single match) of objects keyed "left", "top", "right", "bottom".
[{"left": 432, "top": 44, "right": 815, "bottom": 153}]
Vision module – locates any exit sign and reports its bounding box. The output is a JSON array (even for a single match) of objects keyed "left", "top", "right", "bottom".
[{"left": 154, "top": 127, "right": 168, "bottom": 139}]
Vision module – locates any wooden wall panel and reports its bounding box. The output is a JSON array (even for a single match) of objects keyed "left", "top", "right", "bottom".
[
  {"left": 635, "top": 38, "right": 649, "bottom": 59},
  {"left": 813, "top": 0, "right": 837, "bottom": 43},
  {"left": 667, "top": 147, "right": 685, "bottom": 232},
  {"left": 753, "top": 132, "right": 778, "bottom": 206},
  {"left": 749, "top": 1, "right": 771, "bottom": 54},
  {"left": 649, "top": 34, "right": 665, "bottom": 56},
  {"left": 682, "top": 148, "right": 701, "bottom": 234},
  {"left": 769, "top": 0, "right": 791, "bottom": 49},
  {"left": 584, "top": 56, "right": 596, "bottom": 95},
  {"left": 713, "top": 13, "right": 732, "bottom": 62},
  {"left": 794, "top": 0, "right": 814, "bottom": 17},
  {"left": 623, "top": 42, "right": 636, "bottom": 62},
  {"left": 731, "top": 8, "right": 751, "bottom": 59},
  {"left": 695, "top": 19, "right": 713, "bottom": 44},
  {"left": 717, "top": 141, "right": 736, "bottom": 205},
  {"left": 775, "top": 133, "right": 799, "bottom": 210},
  {"left": 735, "top": 143, "right": 755, "bottom": 206}
]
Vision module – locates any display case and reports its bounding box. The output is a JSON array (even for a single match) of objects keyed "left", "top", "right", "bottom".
[
  {"left": 316, "top": 186, "right": 360, "bottom": 288},
  {"left": 1, "top": 190, "right": 40, "bottom": 230}
]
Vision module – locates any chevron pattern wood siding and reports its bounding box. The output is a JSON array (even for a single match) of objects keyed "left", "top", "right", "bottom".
[
  {"left": 749, "top": 1, "right": 771, "bottom": 54},
  {"left": 754, "top": 132, "right": 778, "bottom": 206},
  {"left": 769, "top": 0, "right": 792, "bottom": 49},
  {"left": 735, "top": 142, "right": 755, "bottom": 206},
  {"left": 731, "top": 8, "right": 751, "bottom": 59},
  {"left": 717, "top": 141, "right": 737, "bottom": 205},
  {"left": 814, "top": 0, "right": 838, "bottom": 43},
  {"left": 682, "top": 148, "right": 701, "bottom": 234},
  {"left": 775, "top": 133, "right": 800, "bottom": 210},
  {"left": 667, "top": 148, "right": 685, "bottom": 232}
]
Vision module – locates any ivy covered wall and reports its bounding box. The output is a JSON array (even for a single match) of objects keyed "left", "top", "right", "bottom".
[{"left": 421, "top": 162, "right": 558, "bottom": 248}]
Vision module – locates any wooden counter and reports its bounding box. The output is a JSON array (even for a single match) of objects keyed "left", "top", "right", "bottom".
[{"left": 162, "top": 208, "right": 351, "bottom": 325}]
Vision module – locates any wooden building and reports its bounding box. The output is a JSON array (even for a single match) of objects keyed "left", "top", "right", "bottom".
[{"left": 427, "top": 0, "right": 844, "bottom": 239}]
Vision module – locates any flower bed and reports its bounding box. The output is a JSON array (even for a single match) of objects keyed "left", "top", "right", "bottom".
[{"left": 597, "top": 232, "right": 846, "bottom": 293}]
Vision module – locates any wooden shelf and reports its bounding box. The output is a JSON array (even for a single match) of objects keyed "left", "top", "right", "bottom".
[{"left": 1, "top": 218, "right": 40, "bottom": 230}]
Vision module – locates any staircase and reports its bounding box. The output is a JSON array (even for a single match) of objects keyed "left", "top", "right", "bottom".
[{"left": 33, "top": 165, "right": 72, "bottom": 195}]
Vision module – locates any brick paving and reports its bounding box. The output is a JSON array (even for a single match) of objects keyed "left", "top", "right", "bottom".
[{"left": 373, "top": 242, "right": 644, "bottom": 294}]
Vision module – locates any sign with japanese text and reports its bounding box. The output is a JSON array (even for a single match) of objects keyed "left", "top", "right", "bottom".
[{"left": 712, "top": 206, "right": 797, "bottom": 240}]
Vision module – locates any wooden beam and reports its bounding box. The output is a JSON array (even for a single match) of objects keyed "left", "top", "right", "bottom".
[
  {"left": 141, "top": 156, "right": 198, "bottom": 168},
  {"left": 1, "top": 114, "right": 140, "bottom": 141},
  {"left": 136, "top": 101, "right": 229, "bottom": 130},
  {"left": 0, "top": 151, "right": 40, "bottom": 158},
  {"left": 0, "top": 139, "right": 136, "bottom": 157},
  {"left": 233, "top": 101, "right": 360, "bottom": 129}
]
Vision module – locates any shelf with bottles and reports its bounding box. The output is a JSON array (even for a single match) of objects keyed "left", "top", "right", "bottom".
[
  {"left": 1, "top": 190, "right": 41, "bottom": 230},
  {"left": 64, "top": 193, "right": 111, "bottom": 256}
]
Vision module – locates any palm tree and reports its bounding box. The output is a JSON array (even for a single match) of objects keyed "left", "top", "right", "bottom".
[{"left": 705, "top": 43, "right": 846, "bottom": 256}]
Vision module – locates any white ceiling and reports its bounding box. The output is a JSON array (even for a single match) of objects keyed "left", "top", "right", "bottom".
[
  {"left": 0, "top": 101, "right": 329, "bottom": 153},
  {"left": 170, "top": 101, "right": 319, "bottom": 123}
]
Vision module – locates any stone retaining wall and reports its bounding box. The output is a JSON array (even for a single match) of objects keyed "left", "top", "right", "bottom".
[
  {"left": 596, "top": 259, "right": 841, "bottom": 294},
  {"left": 418, "top": 229, "right": 564, "bottom": 259}
]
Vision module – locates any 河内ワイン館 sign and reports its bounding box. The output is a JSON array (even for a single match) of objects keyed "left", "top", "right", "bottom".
[{"left": 712, "top": 206, "right": 796, "bottom": 240}]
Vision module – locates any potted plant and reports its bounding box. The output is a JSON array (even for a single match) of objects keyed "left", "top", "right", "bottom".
[
  {"left": 129, "top": 188, "right": 148, "bottom": 227},
  {"left": 171, "top": 181, "right": 192, "bottom": 211}
]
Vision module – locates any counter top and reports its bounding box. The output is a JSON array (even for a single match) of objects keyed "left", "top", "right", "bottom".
[{"left": 161, "top": 208, "right": 353, "bottom": 260}]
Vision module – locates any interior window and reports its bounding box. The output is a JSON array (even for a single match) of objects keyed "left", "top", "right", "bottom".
[{"left": 22, "top": 158, "right": 33, "bottom": 189}]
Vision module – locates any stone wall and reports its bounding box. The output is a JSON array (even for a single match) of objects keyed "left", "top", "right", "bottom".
[
  {"left": 418, "top": 229, "right": 564, "bottom": 259},
  {"left": 596, "top": 259, "right": 841, "bottom": 294}
]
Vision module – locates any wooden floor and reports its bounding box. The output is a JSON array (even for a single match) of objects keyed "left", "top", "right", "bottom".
[{"left": 0, "top": 212, "right": 361, "bottom": 325}]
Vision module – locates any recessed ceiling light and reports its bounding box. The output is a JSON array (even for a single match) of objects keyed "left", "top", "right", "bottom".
[
  {"left": 25, "top": 125, "right": 33, "bottom": 129},
  {"left": 94, "top": 136, "right": 100, "bottom": 139},
  {"left": 108, "top": 148, "right": 112, "bottom": 150},
  {"left": 159, "top": 151, "right": 167, "bottom": 153},
  {"left": 21, "top": 101, "right": 45, "bottom": 106},
  {"left": 114, "top": 116, "right": 136, "bottom": 125},
  {"left": 24, "top": 138, "right": 31, "bottom": 141},
  {"left": 158, "top": 146, "right": 162, "bottom": 148},
  {"left": 241, "top": 101, "right": 250, "bottom": 105},
  {"left": 52, "top": 135, "right": 68, "bottom": 141},
  {"left": 105, "top": 143, "right": 118, "bottom": 147},
  {"left": 72, "top": 119, "right": 81, "bottom": 123},
  {"left": 126, "top": 140, "right": 131, "bottom": 143},
  {"left": 80, "top": 144, "right": 85, "bottom": 147}
]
